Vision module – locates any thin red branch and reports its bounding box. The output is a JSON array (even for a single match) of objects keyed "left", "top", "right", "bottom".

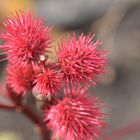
[
  {"left": 21, "top": 105, "right": 50, "bottom": 140},
  {"left": 106, "top": 119, "right": 140, "bottom": 140},
  {"left": 0, "top": 104, "right": 16, "bottom": 110},
  {"left": 6, "top": 86, "right": 50, "bottom": 140}
]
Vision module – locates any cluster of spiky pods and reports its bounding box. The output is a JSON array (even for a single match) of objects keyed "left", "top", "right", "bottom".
[{"left": 0, "top": 11, "right": 108, "bottom": 140}]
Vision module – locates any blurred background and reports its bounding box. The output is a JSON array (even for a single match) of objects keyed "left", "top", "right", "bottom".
[{"left": 0, "top": 0, "right": 140, "bottom": 140}]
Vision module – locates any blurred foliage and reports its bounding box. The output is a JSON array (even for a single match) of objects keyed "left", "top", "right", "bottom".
[{"left": 0, "top": 131, "right": 21, "bottom": 140}]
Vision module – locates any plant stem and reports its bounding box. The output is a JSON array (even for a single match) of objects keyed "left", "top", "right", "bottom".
[
  {"left": 21, "top": 104, "right": 50, "bottom": 140},
  {"left": 106, "top": 119, "right": 140, "bottom": 140},
  {"left": 6, "top": 86, "right": 50, "bottom": 140},
  {"left": 0, "top": 104, "right": 16, "bottom": 110}
]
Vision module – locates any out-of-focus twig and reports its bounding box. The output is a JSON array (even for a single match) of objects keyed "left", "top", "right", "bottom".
[
  {"left": 91, "top": 0, "right": 140, "bottom": 39},
  {"left": 106, "top": 119, "right": 140, "bottom": 140}
]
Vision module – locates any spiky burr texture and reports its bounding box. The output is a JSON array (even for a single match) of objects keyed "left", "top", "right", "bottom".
[
  {"left": 57, "top": 34, "right": 107, "bottom": 86},
  {"left": 44, "top": 87, "right": 106, "bottom": 140},
  {"left": 6, "top": 64, "right": 33, "bottom": 95},
  {"left": 0, "top": 11, "right": 52, "bottom": 67},
  {"left": 33, "top": 68, "right": 63, "bottom": 97}
]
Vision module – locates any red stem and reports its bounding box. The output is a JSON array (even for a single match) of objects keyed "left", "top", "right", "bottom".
[
  {"left": 0, "top": 104, "right": 16, "bottom": 110},
  {"left": 21, "top": 105, "right": 50, "bottom": 140},
  {"left": 5, "top": 86, "right": 50, "bottom": 140}
]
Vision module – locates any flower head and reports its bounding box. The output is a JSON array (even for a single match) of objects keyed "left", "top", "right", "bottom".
[
  {"left": 0, "top": 11, "right": 52, "bottom": 67},
  {"left": 57, "top": 34, "right": 107, "bottom": 86},
  {"left": 6, "top": 64, "right": 33, "bottom": 95},
  {"left": 44, "top": 87, "right": 106, "bottom": 140},
  {"left": 33, "top": 68, "right": 63, "bottom": 98}
]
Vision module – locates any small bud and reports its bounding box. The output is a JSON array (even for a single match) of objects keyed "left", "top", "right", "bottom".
[
  {"left": 39, "top": 55, "right": 46, "bottom": 61},
  {"left": 32, "top": 88, "right": 47, "bottom": 101}
]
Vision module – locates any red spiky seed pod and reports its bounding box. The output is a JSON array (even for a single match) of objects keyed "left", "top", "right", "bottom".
[
  {"left": 44, "top": 87, "right": 106, "bottom": 140},
  {"left": 0, "top": 11, "right": 52, "bottom": 68},
  {"left": 33, "top": 68, "right": 63, "bottom": 98},
  {"left": 57, "top": 34, "right": 107, "bottom": 86},
  {"left": 6, "top": 64, "right": 33, "bottom": 95}
]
